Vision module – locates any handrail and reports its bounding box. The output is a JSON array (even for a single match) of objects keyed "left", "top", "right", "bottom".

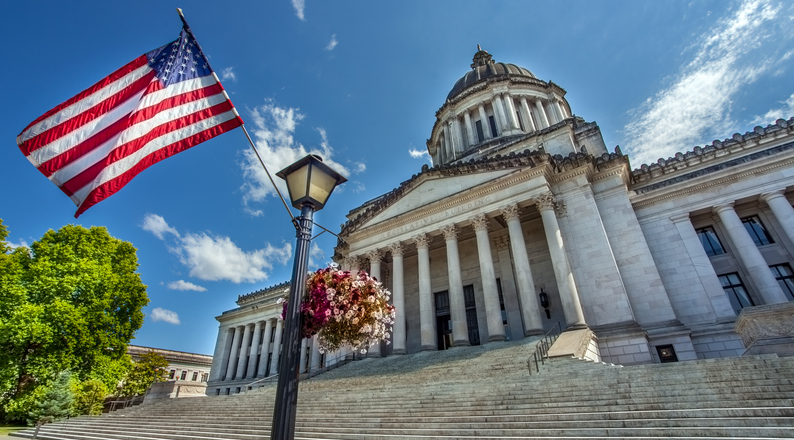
[{"left": 528, "top": 322, "right": 562, "bottom": 375}]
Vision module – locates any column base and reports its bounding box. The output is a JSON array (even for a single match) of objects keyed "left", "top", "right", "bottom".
[
  {"left": 453, "top": 339, "right": 471, "bottom": 347},
  {"left": 420, "top": 345, "right": 438, "bottom": 351},
  {"left": 566, "top": 323, "right": 589, "bottom": 331},
  {"left": 524, "top": 329, "right": 545, "bottom": 337},
  {"left": 487, "top": 335, "right": 507, "bottom": 342},
  {"left": 391, "top": 349, "right": 407, "bottom": 355}
]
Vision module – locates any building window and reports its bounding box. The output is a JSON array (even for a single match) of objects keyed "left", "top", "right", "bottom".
[
  {"left": 180, "top": 371, "right": 187, "bottom": 380},
  {"left": 475, "top": 120, "right": 484, "bottom": 142},
  {"left": 742, "top": 216, "right": 773, "bottom": 246},
  {"left": 215, "top": 388, "right": 221, "bottom": 396},
  {"left": 696, "top": 226, "right": 725, "bottom": 256},
  {"left": 169, "top": 369, "right": 175, "bottom": 380},
  {"left": 656, "top": 345, "right": 678, "bottom": 363},
  {"left": 488, "top": 115, "right": 498, "bottom": 137},
  {"left": 770, "top": 264, "right": 794, "bottom": 301},
  {"left": 201, "top": 373, "right": 209, "bottom": 382},
  {"left": 718, "top": 273, "right": 755, "bottom": 315},
  {"left": 191, "top": 372, "right": 198, "bottom": 381}
]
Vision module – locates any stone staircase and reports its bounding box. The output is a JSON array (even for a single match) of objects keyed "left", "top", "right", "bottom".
[{"left": 12, "top": 337, "right": 794, "bottom": 439}]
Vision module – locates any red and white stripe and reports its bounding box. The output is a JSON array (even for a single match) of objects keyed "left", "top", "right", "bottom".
[{"left": 17, "top": 55, "right": 243, "bottom": 217}]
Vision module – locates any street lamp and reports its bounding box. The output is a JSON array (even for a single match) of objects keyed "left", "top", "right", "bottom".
[{"left": 271, "top": 154, "right": 347, "bottom": 440}]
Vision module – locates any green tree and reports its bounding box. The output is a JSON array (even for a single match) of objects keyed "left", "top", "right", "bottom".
[
  {"left": 73, "top": 379, "right": 108, "bottom": 416},
  {"left": 119, "top": 351, "right": 169, "bottom": 397},
  {"left": 18, "top": 371, "right": 75, "bottom": 426},
  {"left": 0, "top": 221, "right": 148, "bottom": 422}
]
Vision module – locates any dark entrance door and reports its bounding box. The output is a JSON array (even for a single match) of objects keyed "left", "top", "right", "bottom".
[
  {"left": 464, "top": 285, "right": 480, "bottom": 345},
  {"left": 435, "top": 291, "right": 452, "bottom": 350}
]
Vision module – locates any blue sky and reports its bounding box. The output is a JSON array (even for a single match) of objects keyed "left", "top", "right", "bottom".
[{"left": 2, "top": 0, "right": 793, "bottom": 355}]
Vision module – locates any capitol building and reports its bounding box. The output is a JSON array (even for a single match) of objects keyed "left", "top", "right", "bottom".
[{"left": 207, "top": 48, "right": 794, "bottom": 396}]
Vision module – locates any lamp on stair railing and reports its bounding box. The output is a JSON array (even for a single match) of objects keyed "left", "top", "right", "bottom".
[
  {"left": 539, "top": 289, "right": 551, "bottom": 319},
  {"left": 271, "top": 154, "right": 347, "bottom": 440}
]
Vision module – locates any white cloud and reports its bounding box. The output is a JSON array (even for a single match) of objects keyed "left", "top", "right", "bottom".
[
  {"left": 142, "top": 214, "right": 179, "bottom": 240},
  {"left": 351, "top": 161, "right": 366, "bottom": 173},
  {"left": 291, "top": 0, "right": 306, "bottom": 21},
  {"left": 175, "top": 232, "right": 292, "bottom": 283},
  {"left": 143, "top": 214, "right": 292, "bottom": 283},
  {"left": 409, "top": 148, "right": 430, "bottom": 160},
  {"left": 623, "top": 0, "right": 790, "bottom": 166},
  {"left": 750, "top": 93, "right": 794, "bottom": 126},
  {"left": 240, "top": 100, "right": 350, "bottom": 212},
  {"left": 7, "top": 239, "right": 28, "bottom": 249},
  {"left": 151, "top": 307, "right": 180, "bottom": 325},
  {"left": 221, "top": 67, "right": 237, "bottom": 82},
  {"left": 167, "top": 280, "right": 207, "bottom": 292},
  {"left": 350, "top": 181, "right": 366, "bottom": 193},
  {"left": 309, "top": 242, "right": 325, "bottom": 268},
  {"left": 326, "top": 34, "right": 338, "bottom": 51}
]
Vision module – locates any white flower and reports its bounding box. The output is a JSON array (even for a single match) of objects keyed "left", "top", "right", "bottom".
[
  {"left": 327, "top": 288, "right": 336, "bottom": 295},
  {"left": 352, "top": 317, "right": 359, "bottom": 324},
  {"left": 325, "top": 310, "right": 331, "bottom": 317}
]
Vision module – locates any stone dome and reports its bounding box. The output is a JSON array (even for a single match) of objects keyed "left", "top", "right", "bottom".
[{"left": 446, "top": 46, "right": 536, "bottom": 101}]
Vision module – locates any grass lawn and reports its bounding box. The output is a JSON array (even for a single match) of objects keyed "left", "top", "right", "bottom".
[{"left": 0, "top": 425, "right": 24, "bottom": 436}]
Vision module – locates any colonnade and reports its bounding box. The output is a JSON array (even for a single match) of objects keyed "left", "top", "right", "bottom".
[
  {"left": 347, "top": 193, "right": 587, "bottom": 354},
  {"left": 437, "top": 92, "right": 568, "bottom": 163},
  {"left": 672, "top": 189, "right": 794, "bottom": 316}
]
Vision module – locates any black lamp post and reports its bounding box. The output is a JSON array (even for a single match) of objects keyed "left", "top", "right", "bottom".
[{"left": 271, "top": 154, "right": 347, "bottom": 440}]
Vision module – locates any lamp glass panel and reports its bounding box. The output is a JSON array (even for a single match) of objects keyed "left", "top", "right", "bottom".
[
  {"left": 285, "top": 164, "right": 310, "bottom": 204},
  {"left": 308, "top": 167, "right": 337, "bottom": 206}
]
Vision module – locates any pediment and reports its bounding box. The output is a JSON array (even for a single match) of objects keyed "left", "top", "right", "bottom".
[{"left": 363, "top": 168, "right": 518, "bottom": 227}]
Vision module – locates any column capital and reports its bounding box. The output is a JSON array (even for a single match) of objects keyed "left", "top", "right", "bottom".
[
  {"left": 388, "top": 242, "right": 404, "bottom": 257},
  {"left": 471, "top": 214, "right": 489, "bottom": 232},
  {"left": 441, "top": 224, "right": 458, "bottom": 241},
  {"left": 494, "top": 235, "right": 511, "bottom": 251},
  {"left": 533, "top": 192, "right": 557, "bottom": 212},
  {"left": 366, "top": 249, "right": 382, "bottom": 264},
  {"left": 413, "top": 233, "right": 431, "bottom": 249},
  {"left": 500, "top": 203, "right": 521, "bottom": 222},
  {"left": 760, "top": 189, "right": 787, "bottom": 204},
  {"left": 712, "top": 202, "right": 736, "bottom": 216},
  {"left": 669, "top": 213, "right": 692, "bottom": 223}
]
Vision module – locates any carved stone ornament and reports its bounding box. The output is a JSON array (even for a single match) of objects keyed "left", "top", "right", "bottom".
[
  {"left": 366, "top": 249, "right": 383, "bottom": 264},
  {"left": 345, "top": 256, "right": 362, "bottom": 271},
  {"left": 500, "top": 203, "right": 520, "bottom": 222},
  {"left": 471, "top": 214, "right": 489, "bottom": 232},
  {"left": 734, "top": 302, "right": 794, "bottom": 348},
  {"left": 388, "top": 242, "right": 404, "bottom": 257},
  {"left": 494, "top": 236, "right": 511, "bottom": 251},
  {"left": 441, "top": 224, "right": 458, "bottom": 241},
  {"left": 413, "top": 233, "right": 431, "bottom": 249},
  {"left": 533, "top": 192, "right": 557, "bottom": 212}
]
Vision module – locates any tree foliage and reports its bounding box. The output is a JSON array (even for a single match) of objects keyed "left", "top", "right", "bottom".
[
  {"left": 0, "top": 220, "right": 148, "bottom": 422},
  {"left": 119, "top": 351, "right": 169, "bottom": 397},
  {"left": 73, "top": 379, "right": 108, "bottom": 416}
]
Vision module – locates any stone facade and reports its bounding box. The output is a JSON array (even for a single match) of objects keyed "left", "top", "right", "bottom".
[{"left": 207, "top": 49, "right": 794, "bottom": 395}]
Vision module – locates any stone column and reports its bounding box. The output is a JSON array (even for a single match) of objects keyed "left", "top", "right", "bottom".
[
  {"left": 463, "top": 111, "right": 477, "bottom": 145},
  {"left": 503, "top": 94, "right": 520, "bottom": 130},
  {"left": 453, "top": 118, "right": 466, "bottom": 152},
  {"left": 414, "top": 233, "right": 436, "bottom": 350},
  {"left": 299, "top": 338, "right": 308, "bottom": 373},
  {"left": 713, "top": 203, "right": 788, "bottom": 304},
  {"left": 544, "top": 101, "right": 559, "bottom": 125},
  {"left": 535, "top": 193, "right": 586, "bottom": 328},
  {"left": 310, "top": 335, "right": 321, "bottom": 370},
  {"left": 210, "top": 327, "right": 233, "bottom": 382},
  {"left": 760, "top": 190, "right": 794, "bottom": 245},
  {"left": 501, "top": 203, "right": 544, "bottom": 335},
  {"left": 478, "top": 104, "right": 493, "bottom": 139},
  {"left": 443, "top": 123, "right": 454, "bottom": 160},
  {"left": 441, "top": 225, "right": 469, "bottom": 346},
  {"left": 235, "top": 323, "right": 253, "bottom": 380},
  {"left": 492, "top": 95, "right": 507, "bottom": 133},
  {"left": 670, "top": 214, "right": 736, "bottom": 320},
  {"left": 520, "top": 97, "right": 535, "bottom": 132},
  {"left": 245, "top": 321, "right": 262, "bottom": 379},
  {"left": 225, "top": 325, "right": 243, "bottom": 380},
  {"left": 367, "top": 249, "right": 383, "bottom": 357},
  {"left": 534, "top": 99, "right": 550, "bottom": 129},
  {"left": 471, "top": 214, "right": 506, "bottom": 342},
  {"left": 257, "top": 319, "right": 273, "bottom": 377},
  {"left": 390, "top": 243, "right": 407, "bottom": 354},
  {"left": 555, "top": 99, "right": 567, "bottom": 119},
  {"left": 269, "top": 319, "right": 284, "bottom": 375}
]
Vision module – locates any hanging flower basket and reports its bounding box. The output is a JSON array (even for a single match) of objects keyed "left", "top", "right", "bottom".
[{"left": 281, "top": 265, "right": 395, "bottom": 354}]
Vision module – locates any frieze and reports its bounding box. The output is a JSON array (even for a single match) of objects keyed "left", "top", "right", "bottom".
[
  {"left": 630, "top": 118, "right": 793, "bottom": 189},
  {"left": 237, "top": 281, "right": 290, "bottom": 306}
]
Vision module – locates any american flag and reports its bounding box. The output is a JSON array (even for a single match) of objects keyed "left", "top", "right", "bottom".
[{"left": 16, "top": 23, "right": 243, "bottom": 217}]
